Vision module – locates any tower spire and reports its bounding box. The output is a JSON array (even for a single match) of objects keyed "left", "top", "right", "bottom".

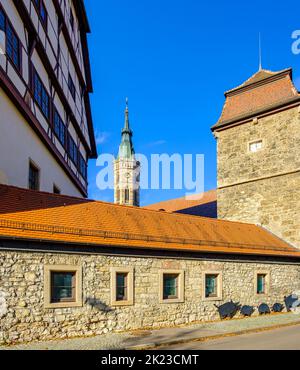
[
  {"left": 118, "top": 98, "right": 134, "bottom": 159},
  {"left": 114, "top": 99, "right": 140, "bottom": 207},
  {"left": 258, "top": 32, "right": 262, "bottom": 71},
  {"left": 124, "top": 97, "right": 129, "bottom": 130}
]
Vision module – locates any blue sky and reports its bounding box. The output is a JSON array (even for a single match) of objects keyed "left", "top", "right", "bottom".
[{"left": 85, "top": 0, "right": 300, "bottom": 206}]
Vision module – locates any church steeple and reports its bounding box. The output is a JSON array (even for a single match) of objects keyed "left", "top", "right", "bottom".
[
  {"left": 124, "top": 97, "right": 130, "bottom": 130},
  {"left": 118, "top": 98, "right": 135, "bottom": 159},
  {"left": 114, "top": 99, "right": 140, "bottom": 207}
]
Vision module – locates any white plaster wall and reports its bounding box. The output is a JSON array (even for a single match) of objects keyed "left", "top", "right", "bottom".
[{"left": 0, "top": 87, "right": 82, "bottom": 197}]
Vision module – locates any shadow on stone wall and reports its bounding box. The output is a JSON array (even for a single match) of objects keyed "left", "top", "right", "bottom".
[{"left": 85, "top": 297, "right": 114, "bottom": 312}]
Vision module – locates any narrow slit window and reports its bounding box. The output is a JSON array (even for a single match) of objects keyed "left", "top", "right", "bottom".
[
  {"left": 116, "top": 273, "right": 128, "bottom": 301},
  {"left": 28, "top": 161, "right": 40, "bottom": 191},
  {"left": 124, "top": 188, "right": 130, "bottom": 203},
  {"left": 257, "top": 274, "right": 267, "bottom": 295},
  {"left": 205, "top": 274, "right": 218, "bottom": 298}
]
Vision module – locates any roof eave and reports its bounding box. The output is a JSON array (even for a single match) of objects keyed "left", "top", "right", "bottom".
[{"left": 1, "top": 235, "right": 300, "bottom": 260}]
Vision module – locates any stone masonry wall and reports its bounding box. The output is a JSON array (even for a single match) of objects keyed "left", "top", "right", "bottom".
[
  {"left": 0, "top": 250, "right": 300, "bottom": 344},
  {"left": 218, "top": 173, "right": 300, "bottom": 249},
  {"left": 216, "top": 106, "right": 300, "bottom": 248}
]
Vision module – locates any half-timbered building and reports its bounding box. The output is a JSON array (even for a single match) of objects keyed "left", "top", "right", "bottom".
[{"left": 0, "top": 0, "right": 97, "bottom": 197}]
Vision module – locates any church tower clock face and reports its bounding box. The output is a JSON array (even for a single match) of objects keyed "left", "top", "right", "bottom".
[{"left": 114, "top": 99, "right": 140, "bottom": 207}]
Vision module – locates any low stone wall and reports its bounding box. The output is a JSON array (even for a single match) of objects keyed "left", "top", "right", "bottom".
[{"left": 1, "top": 250, "right": 300, "bottom": 344}]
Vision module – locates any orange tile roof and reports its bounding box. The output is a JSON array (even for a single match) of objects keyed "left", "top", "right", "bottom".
[
  {"left": 0, "top": 185, "right": 299, "bottom": 258},
  {"left": 145, "top": 190, "right": 217, "bottom": 214},
  {"left": 212, "top": 68, "right": 300, "bottom": 130}
]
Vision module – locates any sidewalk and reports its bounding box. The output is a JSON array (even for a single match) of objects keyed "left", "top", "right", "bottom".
[{"left": 1, "top": 312, "right": 300, "bottom": 350}]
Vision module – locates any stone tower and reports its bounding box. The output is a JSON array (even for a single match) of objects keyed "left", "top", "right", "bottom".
[
  {"left": 114, "top": 99, "right": 140, "bottom": 207},
  {"left": 212, "top": 68, "right": 300, "bottom": 248}
]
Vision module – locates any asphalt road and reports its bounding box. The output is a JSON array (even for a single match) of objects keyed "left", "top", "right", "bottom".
[{"left": 159, "top": 324, "right": 300, "bottom": 350}]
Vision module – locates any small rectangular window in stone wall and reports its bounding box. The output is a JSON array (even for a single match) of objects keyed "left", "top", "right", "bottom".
[
  {"left": 163, "top": 274, "right": 179, "bottom": 299},
  {"left": 159, "top": 270, "right": 185, "bottom": 304},
  {"left": 257, "top": 274, "right": 267, "bottom": 294},
  {"left": 249, "top": 140, "right": 263, "bottom": 153},
  {"left": 44, "top": 265, "right": 82, "bottom": 309},
  {"left": 205, "top": 274, "right": 218, "bottom": 298},
  {"left": 111, "top": 267, "right": 134, "bottom": 306},
  {"left": 202, "top": 271, "right": 223, "bottom": 301},
  {"left": 254, "top": 271, "right": 270, "bottom": 296},
  {"left": 116, "top": 272, "right": 128, "bottom": 301},
  {"left": 51, "top": 272, "right": 76, "bottom": 303}
]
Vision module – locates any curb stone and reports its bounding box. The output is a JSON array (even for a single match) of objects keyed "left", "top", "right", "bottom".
[{"left": 124, "top": 320, "right": 300, "bottom": 350}]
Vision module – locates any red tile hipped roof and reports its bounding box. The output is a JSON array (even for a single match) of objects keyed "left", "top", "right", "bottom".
[
  {"left": 212, "top": 68, "right": 300, "bottom": 130},
  {"left": 0, "top": 185, "right": 299, "bottom": 258}
]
